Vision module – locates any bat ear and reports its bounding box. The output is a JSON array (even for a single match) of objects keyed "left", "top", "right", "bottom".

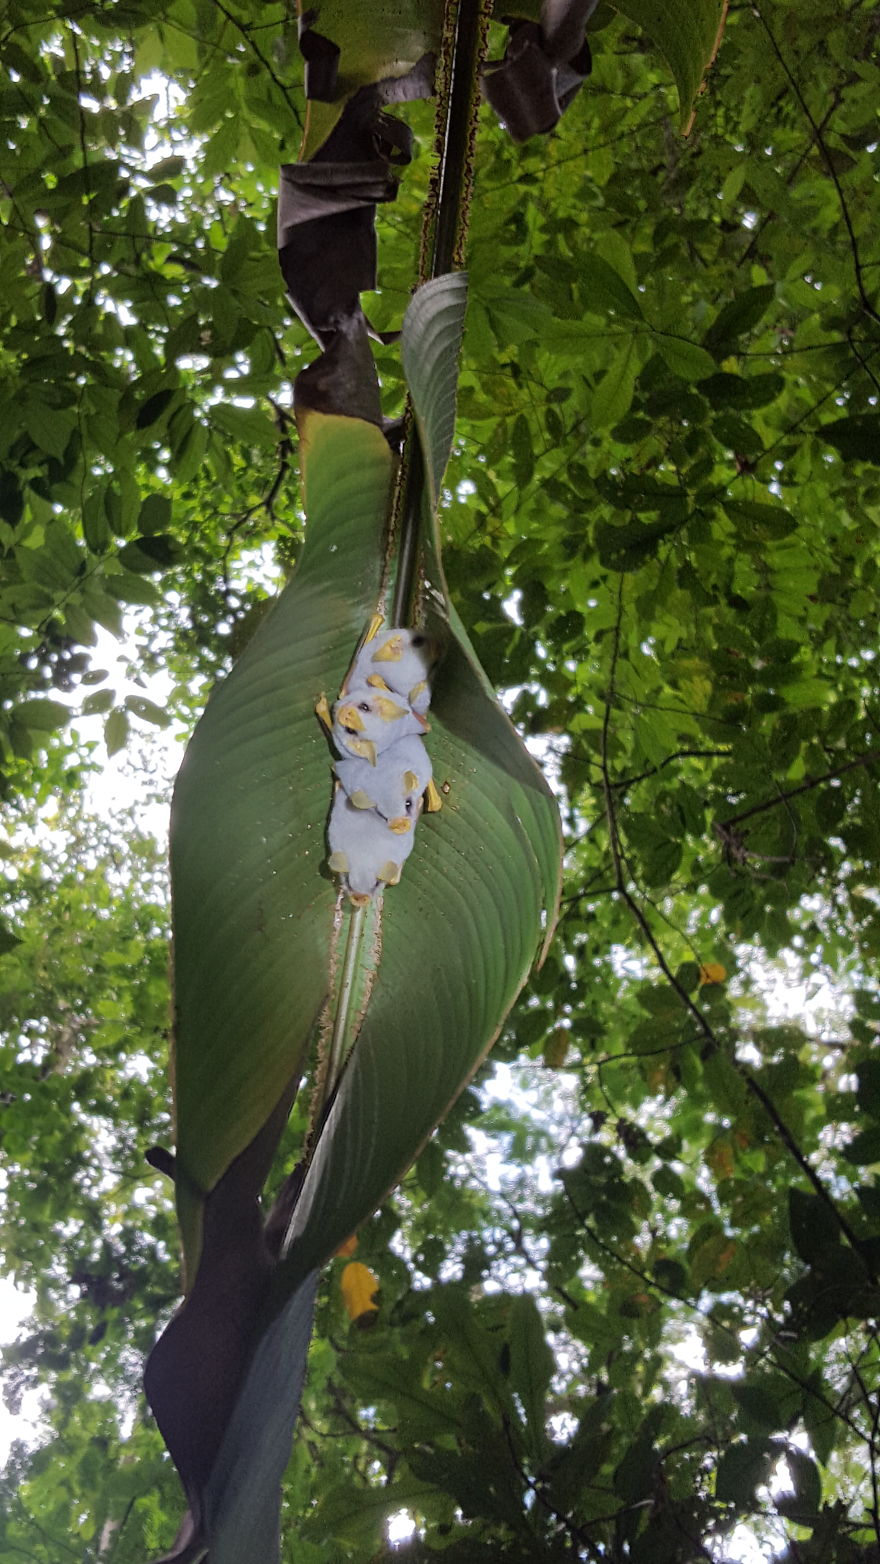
[
  {"left": 374, "top": 695, "right": 409, "bottom": 721},
  {"left": 424, "top": 779, "right": 443, "bottom": 813},
  {"left": 403, "top": 770, "right": 419, "bottom": 791},
  {"left": 373, "top": 635, "right": 404, "bottom": 664}
]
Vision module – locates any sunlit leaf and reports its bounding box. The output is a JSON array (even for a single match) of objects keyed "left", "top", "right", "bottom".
[
  {"left": 169, "top": 413, "right": 394, "bottom": 1272},
  {"left": 279, "top": 277, "right": 561, "bottom": 1281},
  {"left": 614, "top": 0, "right": 727, "bottom": 130}
]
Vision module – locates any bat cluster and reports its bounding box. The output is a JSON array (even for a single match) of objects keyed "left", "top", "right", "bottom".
[{"left": 323, "top": 625, "right": 439, "bottom": 904}]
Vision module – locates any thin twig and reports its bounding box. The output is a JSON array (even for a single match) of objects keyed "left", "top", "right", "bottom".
[
  {"left": 209, "top": 0, "right": 302, "bottom": 130},
  {"left": 68, "top": 24, "right": 95, "bottom": 298},
  {"left": 717, "top": 749, "right": 880, "bottom": 832},
  {"left": 751, "top": 3, "right": 879, "bottom": 326},
  {"left": 598, "top": 583, "right": 868, "bottom": 1264}
]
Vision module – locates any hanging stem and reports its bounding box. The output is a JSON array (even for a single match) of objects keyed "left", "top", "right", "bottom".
[
  {"left": 317, "top": 3, "right": 488, "bottom": 1116},
  {"left": 391, "top": 0, "right": 491, "bottom": 626},
  {"left": 423, "top": 0, "right": 489, "bottom": 280},
  {"left": 390, "top": 441, "right": 427, "bottom": 626},
  {"left": 323, "top": 902, "right": 366, "bottom": 1106}
]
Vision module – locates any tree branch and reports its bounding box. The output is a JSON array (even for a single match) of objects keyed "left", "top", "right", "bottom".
[
  {"left": 751, "top": 2, "right": 880, "bottom": 327},
  {"left": 209, "top": 0, "right": 302, "bottom": 130},
  {"left": 716, "top": 749, "right": 880, "bottom": 832},
  {"left": 597, "top": 583, "right": 869, "bottom": 1267}
]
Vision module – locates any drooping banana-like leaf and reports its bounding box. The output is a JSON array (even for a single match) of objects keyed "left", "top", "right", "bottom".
[
  {"left": 168, "top": 411, "right": 395, "bottom": 1282},
  {"left": 149, "top": 411, "right": 397, "bottom": 1559},
  {"left": 482, "top": 0, "right": 596, "bottom": 141},
  {"left": 195, "top": 273, "right": 561, "bottom": 1561},
  {"left": 277, "top": 272, "right": 562, "bottom": 1282},
  {"left": 203, "top": 1269, "right": 320, "bottom": 1564}
]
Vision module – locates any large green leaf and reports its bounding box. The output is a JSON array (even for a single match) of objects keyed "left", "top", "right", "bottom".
[
  {"left": 204, "top": 275, "right": 562, "bottom": 1557},
  {"left": 202, "top": 1271, "right": 320, "bottom": 1564},
  {"left": 278, "top": 274, "right": 562, "bottom": 1280},
  {"left": 169, "top": 411, "right": 395, "bottom": 1276},
  {"left": 167, "top": 276, "right": 560, "bottom": 1562}
]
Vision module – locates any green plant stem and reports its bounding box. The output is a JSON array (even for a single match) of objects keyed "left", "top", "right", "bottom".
[
  {"left": 428, "top": 0, "right": 487, "bottom": 278},
  {"left": 390, "top": 439, "right": 426, "bottom": 625},
  {"left": 391, "top": 0, "right": 489, "bottom": 625},
  {"left": 322, "top": 901, "right": 366, "bottom": 1111}
]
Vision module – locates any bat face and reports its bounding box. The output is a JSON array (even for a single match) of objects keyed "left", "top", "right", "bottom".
[
  {"left": 332, "top": 686, "right": 426, "bottom": 761},
  {"left": 327, "top": 789, "right": 416, "bottom": 900},
  {"left": 335, "top": 692, "right": 408, "bottom": 731},
  {"left": 346, "top": 627, "right": 440, "bottom": 713},
  {"left": 334, "top": 735, "right": 432, "bottom": 829},
  {"left": 372, "top": 628, "right": 439, "bottom": 667}
]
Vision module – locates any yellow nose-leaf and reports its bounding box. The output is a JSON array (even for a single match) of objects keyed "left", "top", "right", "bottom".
[{"left": 337, "top": 703, "right": 365, "bottom": 732}]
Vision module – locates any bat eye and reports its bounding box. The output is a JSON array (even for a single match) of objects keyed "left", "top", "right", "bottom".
[
  {"left": 412, "top": 634, "right": 426, "bottom": 647},
  {"left": 358, "top": 702, "right": 370, "bottom": 713},
  {"left": 405, "top": 798, "right": 414, "bottom": 813}
]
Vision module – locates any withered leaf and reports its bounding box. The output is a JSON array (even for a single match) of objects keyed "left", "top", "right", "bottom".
[{"left": 482, "top": 0, "right": 596, "bottom": 142}]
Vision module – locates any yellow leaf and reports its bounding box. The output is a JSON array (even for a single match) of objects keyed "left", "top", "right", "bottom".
[
  {"left": 341, "top": 1261, "right": 379, "bottom": 1328},
  {"left": 543, "top": 1028, "right": 570, "bottom": 1069},
  {"left": 334, "top": 1234, "right": 359, "bottom": 1258},
  {"left": 706, "top": 1135, "right": 735, "bottom": 1181},
  {"left": 716, "top": 1240, "right": 737, "bottom": 1275},
  {"left": 699, "top": 962, "right": 727, "bottom": 986}
]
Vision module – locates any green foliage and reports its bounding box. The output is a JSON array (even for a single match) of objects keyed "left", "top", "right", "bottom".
[{"left": 2, "top": 0, "right": 880, "bottom": 1561}]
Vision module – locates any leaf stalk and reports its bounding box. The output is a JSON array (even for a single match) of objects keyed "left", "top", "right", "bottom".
[{"left": 391, "top": 0, "right": 490, "bottom": 625}]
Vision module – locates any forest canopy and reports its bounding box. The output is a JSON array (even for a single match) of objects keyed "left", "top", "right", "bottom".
[{"left": 1, "top": 0, "right": 880, "bottom": 1560}]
